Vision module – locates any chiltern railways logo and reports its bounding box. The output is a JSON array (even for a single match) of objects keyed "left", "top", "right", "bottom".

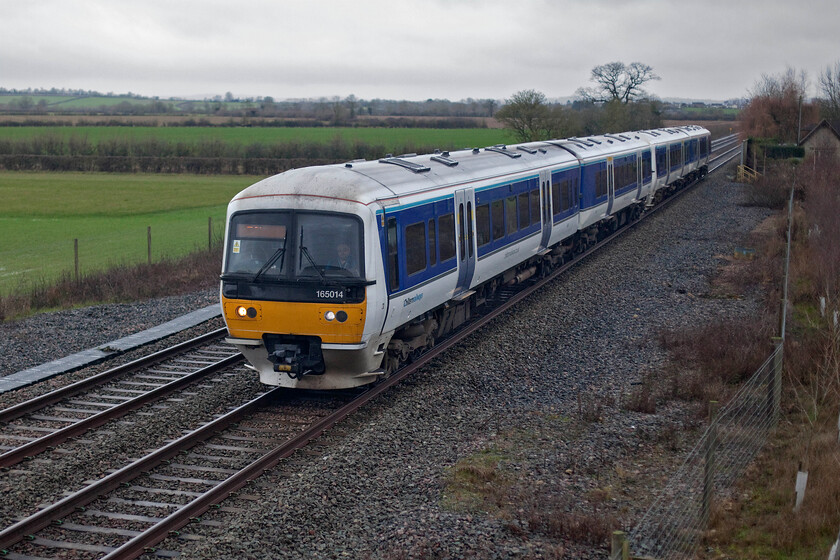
[{"left": 403, "top": 293, "right": 423, "bottom": 307}]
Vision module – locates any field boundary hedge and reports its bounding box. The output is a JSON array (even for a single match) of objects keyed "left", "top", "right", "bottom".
[
  {"left": 0, "top": 154, "right": 335, "bottom": 174},
  {"left": 0, "top": 133, "right": 467, "bottom": 173}
]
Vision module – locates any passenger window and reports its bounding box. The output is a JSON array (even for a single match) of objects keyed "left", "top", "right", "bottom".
[
  {"left": 406, "top": 222, "right": 426, "bottom": 275},
  {"left": 491, "top": 200, "right": 504, "bottom": 241},
  {"left": 387, "top": 217, "right": 399, "bottom": 291},
  {"left": 518, "top": 192, "right": 529, "bottom": 230},
  {"left": 476, "top": 204, "right": 490, "bottom": 247},
  {"left": 596, "top": 169, "right": 608, "bottom": 198},
  {"left": 438, "top": 213, "right": 456, "bottom": 262},
  {"left": 428, "top": 219, "right": 436, "bottom": 266},
  {"left": 561, "top": 179, "right": 571, "bottom": 211},
  {"left": 551, "top": 181, "right": 560, "bottom": 217},
  {"left": 530, "top": 189, "right": 540, "bottom": 225},
  {"left": 505, "top": 196, "right": 517, "bottom": 235}
]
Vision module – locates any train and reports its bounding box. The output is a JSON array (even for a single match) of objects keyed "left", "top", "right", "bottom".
[{"left": 220, "top": 125, "right": 710, "bottom": 389}]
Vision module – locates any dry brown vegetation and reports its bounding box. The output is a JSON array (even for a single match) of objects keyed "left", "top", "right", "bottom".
[
  {"left": 0, "top": 246, "right": 221, "bottom": 322},
  {"left": 739, "top": 68, "right": 820, "bottom": 144}
]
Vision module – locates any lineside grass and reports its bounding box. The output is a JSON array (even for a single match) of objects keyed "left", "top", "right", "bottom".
[
  {"left": 0, "top": 171, "right": 259, "bottom": 296},
  {"left": 0, "top": 245, "right": 223, "bottom": 322}
]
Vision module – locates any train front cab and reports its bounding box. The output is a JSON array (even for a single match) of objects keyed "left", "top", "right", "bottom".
[{"left": 220, "top": 204, "right": 390, "bottom": 390}]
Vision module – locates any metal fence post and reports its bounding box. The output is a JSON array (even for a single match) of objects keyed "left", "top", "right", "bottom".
[
  {"left": 780, "top": 187, "right": 794, "bottom": 340},
  {"left": 770, "top": 337, "right": 783, "bottom": 423},
  {"left": 702, "top": 401, "right": 719, "bottom": 527}
]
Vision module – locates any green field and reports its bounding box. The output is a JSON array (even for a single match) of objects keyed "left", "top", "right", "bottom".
[
  {"left": 0, "top": 126, "right": 514, "bottom": 295},
  {"left": 0, "top": 172, "right": 260, "bottom": 294},
  {"left": 0, "top": 126, "right": 514, "bottom": 150},
  {"left": 0, "top": 95, "right": 156, "bottom": 109}
]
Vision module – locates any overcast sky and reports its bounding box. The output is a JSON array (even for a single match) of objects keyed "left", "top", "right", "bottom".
[{"left": 2, "top": 0, "right": 839, "bottom": 103}]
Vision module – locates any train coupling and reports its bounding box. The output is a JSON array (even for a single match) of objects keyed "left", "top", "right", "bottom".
[{"left": 264, "top": 335, "right": 325, "bottom": 379}]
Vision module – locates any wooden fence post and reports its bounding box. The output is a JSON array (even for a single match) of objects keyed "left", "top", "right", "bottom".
[
  {"left": 74, "top": 238, "right": 79, "bottom": 283},
  {"left": 610, "top": 531, "right": 628, "bottom": 560},
  {"left": 702, "top": 401, "right": 719, "bottom": 527}
]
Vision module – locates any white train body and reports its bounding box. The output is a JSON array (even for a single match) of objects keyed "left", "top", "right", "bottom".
[{"left": 220, "top": 126, "right": 710, "bottom": 389}]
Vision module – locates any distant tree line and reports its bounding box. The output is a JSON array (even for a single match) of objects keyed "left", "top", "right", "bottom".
[
  {"left": 0, "top": 116, "right": 488, "bottom": 129},
  {"left": 0, "top": 90, "right": 499, "bottom": 125}
]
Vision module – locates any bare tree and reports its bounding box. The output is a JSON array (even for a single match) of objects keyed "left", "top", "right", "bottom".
[
  {"left": 741, "top": 67, "right": 815, "bottom": 143},
  {"left": 344, "top": 94, "right": 358, "bottom": 120},
  {"left": 495, "top": 89, "right": 551, "bottom": 142},
  {"left": 576, "top": 62, "right": 660, "bottom": 104},
  {"left": 818, "top": 61, "right": 840, "bottom": 122}
]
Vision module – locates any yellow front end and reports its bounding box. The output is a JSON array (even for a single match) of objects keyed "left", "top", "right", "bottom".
[
  {"left": 223, "top": 298, "right": 366, "bottom": 343},
  {"left": 222, "top": 294, "right": 389, "bottom": 390}
]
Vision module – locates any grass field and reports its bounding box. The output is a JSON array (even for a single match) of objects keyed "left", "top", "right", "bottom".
[
  {"left": 0, "top": 171, "right": 260, "bottom": 294},
  {"left": 0, "top": 126, "right": 514, "bottom": 150},
  {"left": 0, "top": 95, "right": 156, "bottom": 109}
]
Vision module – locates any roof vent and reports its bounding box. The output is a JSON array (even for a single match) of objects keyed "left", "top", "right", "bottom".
[
  {"left": 379, "top": 157, "right": 430, "bottom": 173},
  {"left": 431, "top": 155, "right": 459, "bottom": 167},
  {"left": 485, "top": 146, "right": 522, "bottom": 158}
]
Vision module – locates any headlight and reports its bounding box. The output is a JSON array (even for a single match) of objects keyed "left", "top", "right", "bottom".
[
  {"left": 236, "top": 306, "right": 257, "bottom": 318},
  {"left": 324, "top": 310, "right": 348, "bottom": 322}
]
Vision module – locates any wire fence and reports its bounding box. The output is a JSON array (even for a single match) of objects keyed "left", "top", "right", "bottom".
[
  {"left": 627, "top": 342, "right": 783, "bottom": 558},
  {"left": 626, "top": 187, "right": 797, "bottom": 559}
]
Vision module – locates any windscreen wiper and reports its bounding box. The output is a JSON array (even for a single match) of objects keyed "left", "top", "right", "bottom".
[
  {"left": 252, "top": 247, "right": 285, "bottom": 283},
  {"left": 299, "top": 244, "right": 331, "bottom": 284}
]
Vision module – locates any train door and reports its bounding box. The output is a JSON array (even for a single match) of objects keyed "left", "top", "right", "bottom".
[
  {"left": 454, "top": 188, "right": 476, "bottom": 295},
  {"left": 539, "top": 170, "right": 552, "bottom": 250},
  {"left": 606, "top": 157, "right": 615, "bottom": 215}
]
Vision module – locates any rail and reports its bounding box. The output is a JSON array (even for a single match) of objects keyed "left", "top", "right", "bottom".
[{"left": 0, "top": 329, "right": 240, "bottom": 469}]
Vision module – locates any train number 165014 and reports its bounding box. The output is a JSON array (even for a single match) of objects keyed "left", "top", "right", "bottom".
[{"left": 316, "top": 289, "right": 344, "bottom": 299}]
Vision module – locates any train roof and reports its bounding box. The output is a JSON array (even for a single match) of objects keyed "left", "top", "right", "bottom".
[{"left": 231, "top": 126, "right": 708, "bottom": 210}]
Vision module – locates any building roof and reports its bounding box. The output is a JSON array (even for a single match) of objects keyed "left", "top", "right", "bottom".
[{"left": 799, "top": 119, "right": 840, "bottom": 146}]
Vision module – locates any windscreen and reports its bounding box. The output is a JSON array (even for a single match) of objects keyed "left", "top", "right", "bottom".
[
  {"left": 224, "top": 211, "right": 362, "bottom": 280},
  {"left": 295, "top": 213, "right": 362, "bottom": 278},
  {"left": 225, "top": 212, "right": 290, "bottom": 277}
]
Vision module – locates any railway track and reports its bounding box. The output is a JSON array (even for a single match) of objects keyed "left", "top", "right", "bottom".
[
  {"left": 0, "top": 138, "right": 740, "bottom": 558},
  {"left": 0, "top": 329, "right": 241, "bottom": 470}
]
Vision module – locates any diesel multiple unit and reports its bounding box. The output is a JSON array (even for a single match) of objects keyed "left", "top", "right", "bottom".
[{"left": 220, "top": 126, "right": 711, "bottom": 389}]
